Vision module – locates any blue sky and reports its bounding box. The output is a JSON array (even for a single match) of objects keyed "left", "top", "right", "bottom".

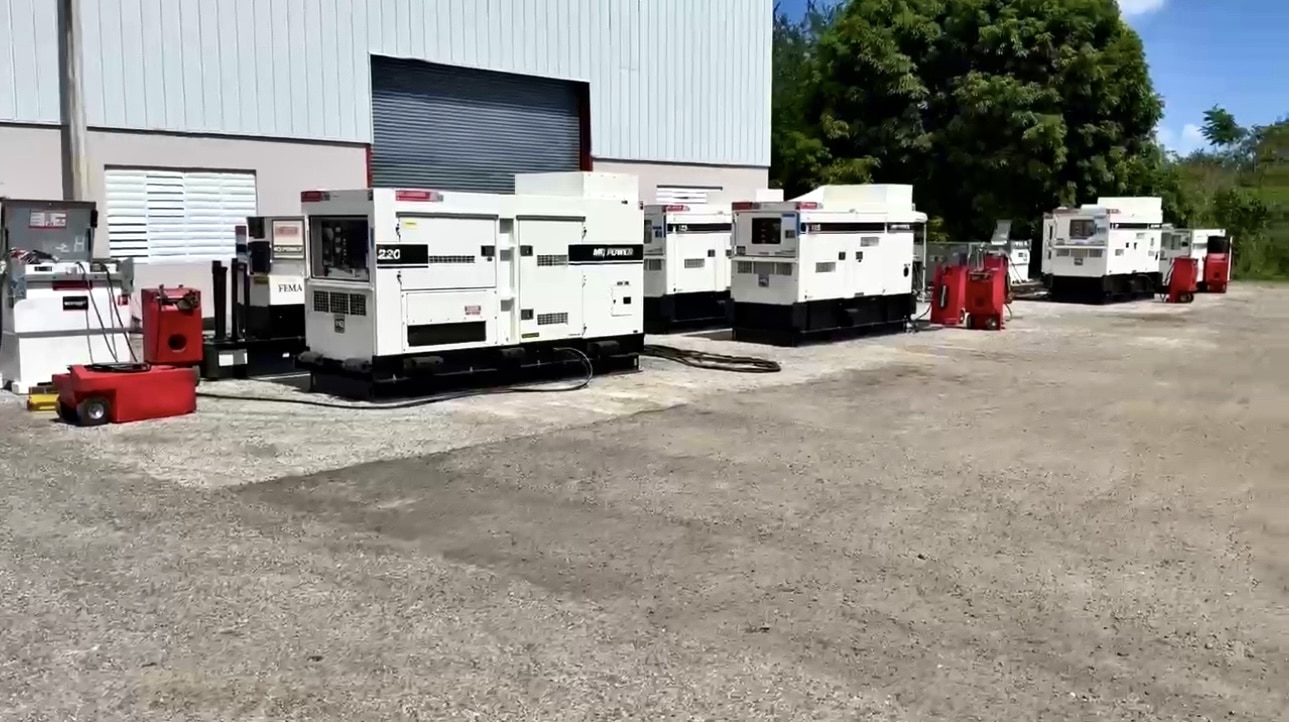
[
  {"left": 776, "top": 0, "right": 1287, "bottom": 156},
  {"left": 1127, "top": 0, "right": 1288, "bottom": 154}
]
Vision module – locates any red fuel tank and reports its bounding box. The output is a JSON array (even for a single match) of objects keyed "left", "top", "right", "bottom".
[
  {"left": 141, "top": 287, "right": 204, "bottom": 366},
  {"left": 930, "top": 265, "right": 967, "bottom": 326}
]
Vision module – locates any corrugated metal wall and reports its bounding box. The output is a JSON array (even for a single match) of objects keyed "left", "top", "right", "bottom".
[
  {"left": 369, "top": 58, "right": 582, "bottom": 193},
  {"left": 0, "top": 0, "right": 61, "bottom": 124},
  {"left": 27, "top": 0, "right": 769, "bottom": 168}
]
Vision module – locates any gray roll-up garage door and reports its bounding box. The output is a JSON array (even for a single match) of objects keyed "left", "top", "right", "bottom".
[{"left": 370, "top": 57, "right": 582, "bottom": 193}]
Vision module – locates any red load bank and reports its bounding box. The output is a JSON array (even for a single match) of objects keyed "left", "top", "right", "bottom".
[
  {"left": 1166, "top": 257, "right": 1198, "bottom": 304},
  {"left": 965, "top": 268, "right": 1007, "bottom": 331},
  {"left": 930, "top": 265, "right": 967, "bottom": 326}
]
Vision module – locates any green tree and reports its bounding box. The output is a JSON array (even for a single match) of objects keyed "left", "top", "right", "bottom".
[
  {"left": 1200, "top": 106, "right": 1245, "bottom": 148},
  {"left": 770, "top": 2, "right": 840, "bottom": 194},
  {"left": 774, "top": 0, "right": 1164, "bottom": 243}
]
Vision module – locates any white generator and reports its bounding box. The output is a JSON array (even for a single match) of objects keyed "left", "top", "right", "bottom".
[
  {"left": 244, "top": 215, "right": 307, "bottom": 339},
  {"left": 642, "top": 188, "right": 785, "bottom": 331},
  {"left": 1159, "top": 228, "right": 1227, "bottom": 290},
  {"left": 295, "top": 173, "right": 644, "bottom": 397},
  {"left": 1045, "top": 196, "right": 1163, "bottom": 303},
  {"left": 728, "top": 184, "right": 923, "bottom": 346}
]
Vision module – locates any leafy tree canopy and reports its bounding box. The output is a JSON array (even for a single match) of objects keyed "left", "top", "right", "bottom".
[{"left": 773, "top": 0, "right": 1166, "bottom": 243}]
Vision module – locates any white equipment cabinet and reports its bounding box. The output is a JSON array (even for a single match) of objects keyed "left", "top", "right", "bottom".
[
  {"left": 1046, "top": 196, "right": 1163, "bottom": 303},
  {"left": 728, "top": 184, "right": 923, "bottom": 346},
  {"left": 1159, "top": 228, "right": 1228, "bottom": 291},
  {"left": 296, "top": 173, "right": 644, "bottom": 398},
  {"left": 244, "top": 215, "right": 307, "bottom": 340},
  {"left": 641, "top": 202, "right": 734, "bottom": 331},
  {"left": 0, "top": 259, "right": 133, "bottom": 393}
]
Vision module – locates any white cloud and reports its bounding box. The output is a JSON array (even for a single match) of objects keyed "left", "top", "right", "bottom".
[
  {"left": 1156, "top": 123, "right": 1207, "bottom": 154},
  {"left": 1119, "top": 0, "right": 1167, "bottom": 17}
]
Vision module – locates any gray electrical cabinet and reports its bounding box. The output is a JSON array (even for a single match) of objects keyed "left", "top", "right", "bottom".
[{"left": 0, "top": 198, "right": 98, "bottom": 263}]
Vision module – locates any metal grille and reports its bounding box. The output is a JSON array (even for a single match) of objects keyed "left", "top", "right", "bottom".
[
  {"left": 370, "top": 57, "right": 581, "bottom": 193},
  {"left": 645, "top": 259, "right": 664, "bottom": 271},
  {"left": 499, "top": 249, "right": 514, "bottom": 261},
  {"left": 737, "top": 261, "right": 792, "bottom": 275},
  {"left": 1090, "top": 249, "right": 1105, "bottom": 258},
  {"left": 683, "top": 258, "right": 706, "bottom": 269},
  {"left": 1056, "top": 248, "right": 1071, "bottom": 257},
  {"left": 537, "top": 254, "right": 568, "bottom": 266},
  {"left": 860, "top": 237, "right": 881, "bottom": 247},
  {"left": 537, "top": 312, "right": 569, "bottom": 326},
  {"left": 428, "top": 255, "right": 475, "bottom": 264},
  {"left": 1072, "top": 248, "right": 1089, "bottom": 258},
  {"left": 815, "top": 262, "right": 836, "bottom": 273},
  {"left": 312, "top": 290, "right": 367, "bottom": 316}
]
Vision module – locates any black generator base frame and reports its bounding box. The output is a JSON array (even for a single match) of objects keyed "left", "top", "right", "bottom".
[
  {"left": 732, "top": 294, "right": 914, "bottom": 347},
  {"left": 1048, "top": 272, "right": 1161, "bottom": 305},
  {"left": 201, "top": 336, "right": 308, "bottom": 380},
  {"left": 298, "top": 333, "right": 645, "bottom": 401},
  {"left": 644, "top": 291, "right": 734, "bottom": 334}
]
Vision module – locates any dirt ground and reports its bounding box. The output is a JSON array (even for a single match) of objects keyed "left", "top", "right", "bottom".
[{"left": 2, "top": 287, "right": 1287, "bottom": 720}]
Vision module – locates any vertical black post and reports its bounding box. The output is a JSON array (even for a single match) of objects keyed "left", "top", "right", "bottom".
[
  {"left": 211, "top": 260, "right": 227, "bottom": 341},
  {"left": 230, "top": 259, "right": 243, "bottom": 342}
]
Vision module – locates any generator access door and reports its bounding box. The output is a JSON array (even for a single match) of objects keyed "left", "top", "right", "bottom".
[
  {"left": 667, "top": 213, "right": 730, "bottom": 294},
  {"left": 391, "top": 214, "right": 498, "bottom": 290},
  {"left": 514, "top": 216, "right": 584, "bottom": 342}
]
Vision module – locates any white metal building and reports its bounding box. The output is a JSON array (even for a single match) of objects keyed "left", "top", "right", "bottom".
[{"left": 0, "top": 0, "right": 772, "bottom": 262}]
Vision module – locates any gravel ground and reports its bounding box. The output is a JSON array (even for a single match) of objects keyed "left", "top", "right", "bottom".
[{"left": 2, "top": 286, "right": 1287, "bottom": 720}]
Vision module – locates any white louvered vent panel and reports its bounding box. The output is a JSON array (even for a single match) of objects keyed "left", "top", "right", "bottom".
[
  {"left": 143, "top": 171, "right": 190, "bottom": 259},
  {"left": 104, "top": 168, "right": 257, "bottom": 261},
  {"left": 104, "top": 169, "right": 150, "bottom": 259}
]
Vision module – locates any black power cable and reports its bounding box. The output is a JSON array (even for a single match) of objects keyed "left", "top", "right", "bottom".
[{"left": 641, "top": 343, "right": 781, "bottom": 373}]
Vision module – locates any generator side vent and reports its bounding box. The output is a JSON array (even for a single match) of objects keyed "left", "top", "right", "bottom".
[
  {"left": 683, "top": 258, "right": 705, "bottom": 269},
  {"left": 537, "top": 312, "right": 569, "bottom": 326},
  {"left": 537, "top": 254, "right": 568, "bottom": 267},
  {"left": 644, "top": 259, "right": 664, "bottom": 271},
  {"left": 735, "top": 261, "right": 793, "bottom": 276},
  {"left": 312, "top": 289, "right": 367, "bottom": 316},
  {"left": 815, "top": 262, "right": 836, "bottom": 273},
  {"left": 428, "top": 255, "right": 474, "bottom": 264}
]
